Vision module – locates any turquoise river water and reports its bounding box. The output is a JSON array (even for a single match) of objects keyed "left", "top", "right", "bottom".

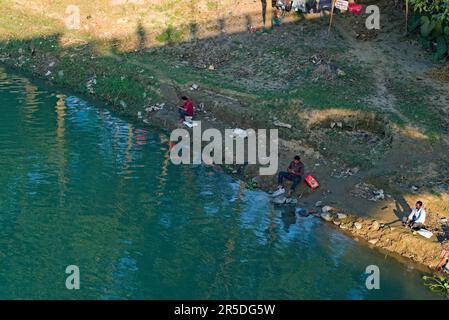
[{"left": 0, "top": 69, "right": 441, "bottom": 299}]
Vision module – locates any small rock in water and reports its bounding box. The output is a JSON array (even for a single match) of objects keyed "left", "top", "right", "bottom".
[
  {"left": 333, "top": 220, "right": 341, "bottom": 226},
  {"left": 337, "top": 213, "right": 347, "bottom": 219},
  {"left": 315, "top": 201, "right": 323, "bottom": 207},
  {"left": 371, "top": 221, "right": 380, "bottom": 231},
  {"left": 322, "top": 205, "right": 334, "bottom": 213},
  {"left": 320, "top": 213, "right": 333, "bottom": 222},
  {"left": 273, "top": 196, "right": 287, "bottom": 205}
]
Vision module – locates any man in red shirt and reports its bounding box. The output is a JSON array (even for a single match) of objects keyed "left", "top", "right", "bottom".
[{"left": 178, "top": 96, "right": 194, "bottom": 122}]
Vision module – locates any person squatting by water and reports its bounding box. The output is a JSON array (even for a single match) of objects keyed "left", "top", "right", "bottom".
[
  {"left": 402, "top": 200, "right": 426, "bottom": 230},
  {"left": 273, "top": 155, "right": 304, "bottom": 197},
  {"left": 177, "top": 96, "right": 194, "bottom": 122}
]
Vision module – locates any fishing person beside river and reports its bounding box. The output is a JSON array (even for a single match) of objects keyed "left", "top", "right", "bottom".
[
  {"left": 403, "top": 200, "right": 426, "bottom": 230},
  {"left": 177, "top": 96, "right": 194, "bottom": 123},
  {"left": 273, "top": 155, "right": 304, "bottom": 198}
]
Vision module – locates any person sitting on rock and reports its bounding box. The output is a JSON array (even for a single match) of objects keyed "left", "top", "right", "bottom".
[
  {"left": 402, "top": 200, "right": 426, "bottom": 229},
  {"left": 272, "top": 155, "right": 304, "bottom": 197},
  {"left": 177, "top": 96, "right": 194, "bottom": 122}
]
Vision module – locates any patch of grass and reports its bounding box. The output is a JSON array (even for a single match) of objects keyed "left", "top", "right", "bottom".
[
  {"left": 390, "top": 80, "right": 448, "bottom": 136},
  {"left": 155, "top": 25, "right": 185, "bottom": 44}
]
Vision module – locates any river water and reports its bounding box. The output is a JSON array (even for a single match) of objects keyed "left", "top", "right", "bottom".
[{"left": 0, "top": 69, "right": 440, "bottom": 299}]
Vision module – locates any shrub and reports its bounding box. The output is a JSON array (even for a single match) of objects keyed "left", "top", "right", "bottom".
[{"left": 409, "top": 0, "right": 449, "bottom": 60}]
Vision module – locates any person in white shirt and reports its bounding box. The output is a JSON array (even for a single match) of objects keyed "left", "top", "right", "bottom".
[{"left": 402, "top": 201, "right": 426, "bottom": 229}]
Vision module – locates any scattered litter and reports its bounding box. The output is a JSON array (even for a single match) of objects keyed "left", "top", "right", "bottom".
[
  {"left": 190, "top": 84, "right": 199, "bottom": 91},
  {"left": 208, "top": 65, "right": 215, "bottom": 71},
  {"left": 273, "top": 120, "right": 292, "bottom": 129},
  {"left": 137, "top": 111, "right": 142, "bottom": 119},
  {"left": 417, "top": 229, "right": 433, "bottom": 239},
  {"left": 45, "top": 70, "right": 51, "bottom": 76},
  {"left": 230, "top": 128, "right": 248, "bottom": 139},
  {"left": 336, "top": 68, "right": 346, "bottom": 77},
  {"left": 184, "top": 121, "right": 198, "bottom": 128},
  {"left": 86, "top": 75, "right": 96, "bottom": 94},
  {"left": 330, "top": 121, "right": 343, "bottom": 128},
  {"left": 351, "top": 183, "right": 385, "bottom": 201},
  {"left": 331, "top": 167, "right": 359, "bottom": 178},
  {"left": 145, "top": 102, "right": 165, "bottom": 112}
]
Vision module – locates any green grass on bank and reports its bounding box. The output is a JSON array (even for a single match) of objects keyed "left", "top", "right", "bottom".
[{"left": 0, "top": 0, "right": 447, "bottom": 147}]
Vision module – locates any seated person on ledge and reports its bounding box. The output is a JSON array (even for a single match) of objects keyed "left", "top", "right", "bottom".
[
  {"left": 402, "top": 200, "right": 426, "bottom": 229},
  {"left": 177, "top": 96, "right": 194, "bottom": 122},
  {"left": 273, "top": 155, "right": 304, "bottom": 198}
]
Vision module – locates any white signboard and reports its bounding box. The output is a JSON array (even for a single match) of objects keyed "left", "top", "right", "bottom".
[{"left": 335, "top": 0, "right": 349, "bottom": 11}]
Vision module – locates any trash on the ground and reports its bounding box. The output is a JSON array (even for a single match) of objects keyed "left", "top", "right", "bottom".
[
  {"left": 322, "top": 205, "right": 334, "bottom": 213},
  {"left": 331, "top": 167, "right": 359, "bottom": 178},
  {"left": 145, "top": 102, "right": 164, "bottom": 112},
  {"left": 330, "top": 121, "right": 343, "bottom": 128},
  {"left": 86, "top": 75, "right": 96, "bottom": 94},
  {"left": 273, "top": 120, "right": 292, "bottom": 129},
  {"left": 351, "top": 182, "right": 385, "bottom": 201},
  {"left": 230, "top": 128, "right": 248, "bottom": 139},
  {"left": 337, "top": 68, "right": 346, "bottom": 77},
  {"left": 184, "top": 121, "right": 198, "bottom": 128},
  {"left": 137, "top": 111, "right": 142, "bottom": 119},
  {"left": 417, "top": 229, "right": 433, "bottom": 239},
  {"left": 191, "top": 84, "right": 199, "bottom": 90}
]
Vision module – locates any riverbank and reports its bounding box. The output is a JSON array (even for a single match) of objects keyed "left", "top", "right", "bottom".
[{"left": 1, "top": 0, "right": 449, "bottom": 280}]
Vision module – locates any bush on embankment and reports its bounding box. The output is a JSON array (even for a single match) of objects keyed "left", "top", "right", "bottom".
[{"left": 409, "top": 0, "right": 449, "bottom": 60}]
